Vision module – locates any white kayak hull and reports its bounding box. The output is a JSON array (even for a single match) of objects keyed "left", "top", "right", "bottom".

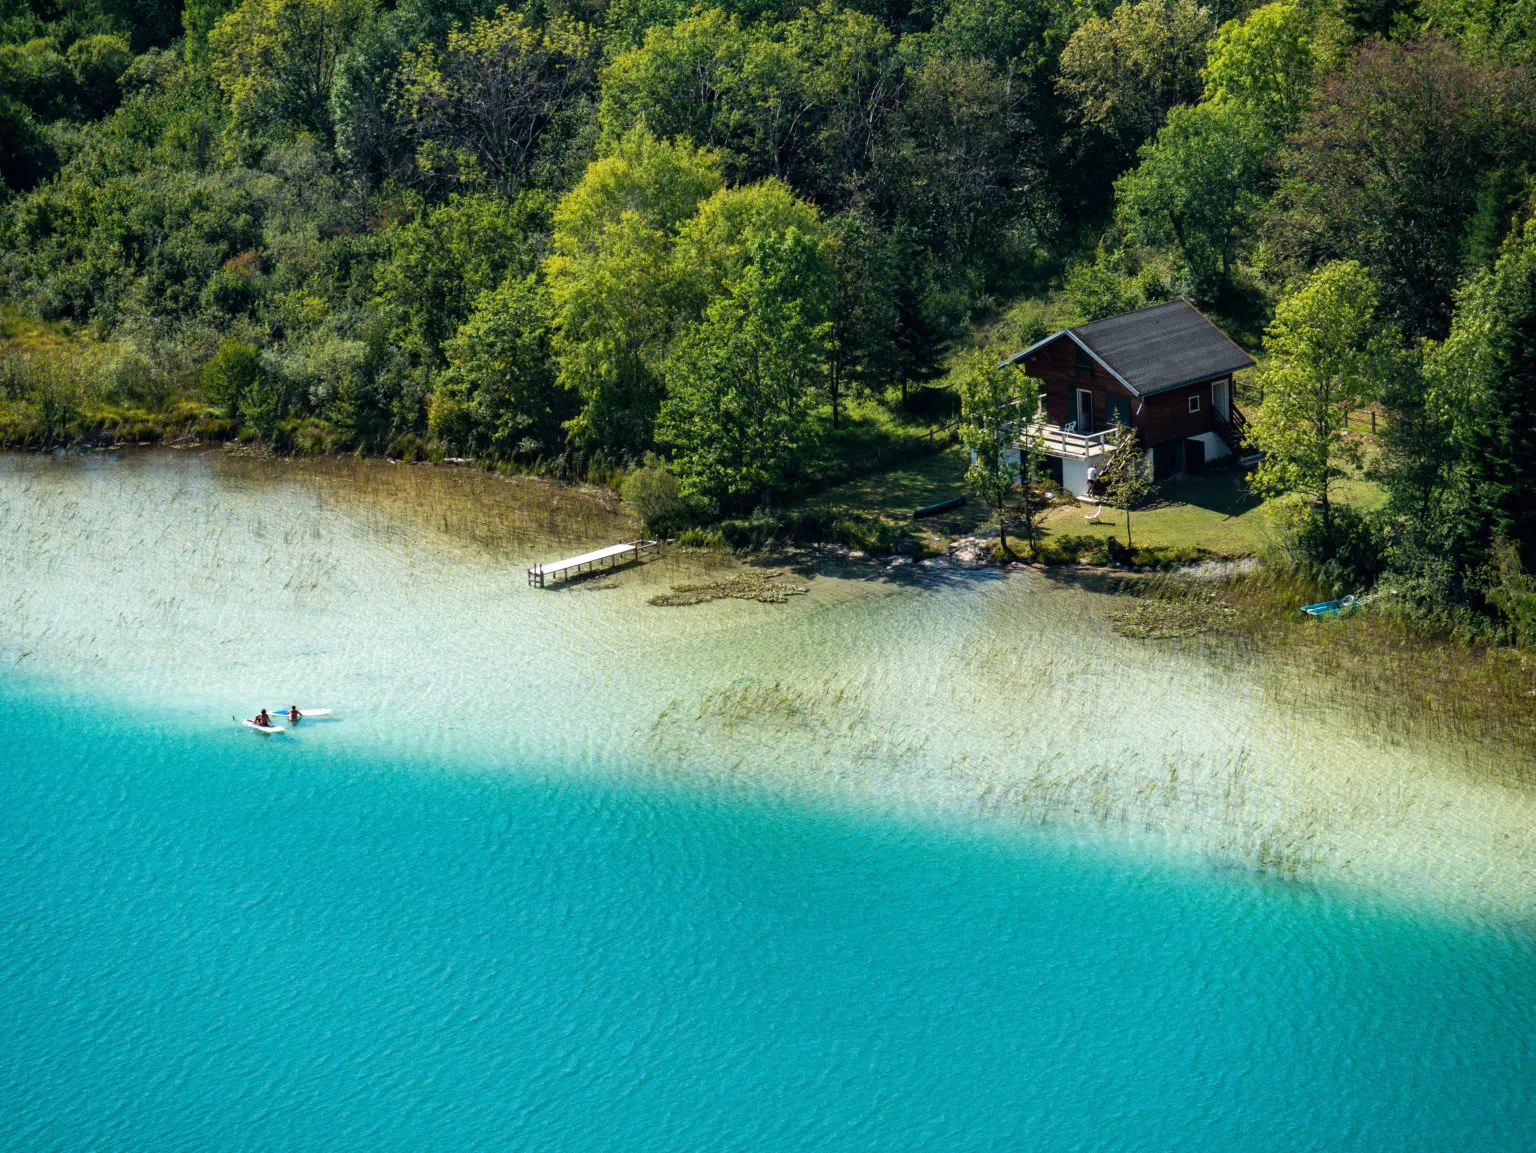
[
  {"left": 243, "top": 719, "right": 284, "bottom": 733},
  {"left": 266, "top": 709, "right": 333, "bottom": 718}
]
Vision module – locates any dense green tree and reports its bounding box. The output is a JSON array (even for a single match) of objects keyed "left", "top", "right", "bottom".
[
  {"left": 658, "top": 230, "right": 832, "bottom": 507},
  {"left": 1056, "top": 0, "right": 1214, "bottom": 160},
  {"left": 1266, "top": 35, "right": 1536, "bottom": 339},
  {"left": 674, "top": 178, "right": 824, "bottom": 305},
  {"left": 0, "top": 95, "right": 54, "bottom": 193},
  {"left": 549, "top": 125, "right": 721, "bottom": 251},
  {"left": 1113, "top": 100, "right": 1268, "bottom": 301},
  {"left": 1248, "top": 260, "right": 1382, "bottom": 547},
  {"left": 546, "top": 128, "right": 722, "bottom": 453},
  {"left": 431, "top": 275, "right": 564, "bottom": 457},
  {"left": 1420, "top": 0, "right": 1536, "bottom": 63},
  {"left": 1201, "top": 2, "right": 1315, "bottom": 136},
  {"left": 207, "top": 0, "right": 375, "bottom": 144},
  {"left": 371, "top": 191, "right": 545, "bottom": 372},
  {"left": 398, "top": 8, "right": 598, "bottom": 195},
  {"left": 184, "top": 0, "right": 242, "bottom": 63},
  {"left": 599, "top": 4, "right": 900, "bottom": 208},
  {"left": 1416, "top": 215, "right": 1536, "bottom": 569},
  {"left": 68, "top": 33, "right": 133, "bottom": 116},
  {"left": 1332, "top": 0, "right": 1418, "bottom": 40},
  {"left": 919, "top": 0, "right": 1069, "bottom": 78},
  {"left": 0, "top": 37, "right": 77, "bottom": 119},
  {"left": 824, "top": 207, "right": 900, "bottom": 427},
  {"left": 200, "top": 337, "right": 261, "bottom": 416},
  {"left": 619, "top": 454, "right": 687, "bottom": 531},
  {"left": 1372, "top": 210, "right": 1536, "bottom": 630},
  {"left": 886, "top": 48, "right": 1039, "bottom": 264}
]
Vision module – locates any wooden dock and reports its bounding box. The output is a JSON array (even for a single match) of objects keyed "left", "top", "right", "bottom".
[{"left": 528, "top": 539, "right": 659, "bottom": 587}]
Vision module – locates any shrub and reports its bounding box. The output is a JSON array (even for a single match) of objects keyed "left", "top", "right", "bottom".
[
  {"left": 1268, "top": 498, "right": 1383, "bottom": 597},
  {"left": 200, "top": 339, "right": 261, "bottom": 418},
  {"left": 1485, "top": 538, "right": 1536, "bottom": 647},
  {"left": 708, "top": 508, "right": 902, "bottom": 552},
  {"left": 676, "top": 527, "right": 728, "bottom": 549},
  {"left": 621, "top": 456, "right": 688, "bottom": 533}
]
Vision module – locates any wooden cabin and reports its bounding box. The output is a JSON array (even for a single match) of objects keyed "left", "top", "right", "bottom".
[{"left": 1003, "top": 299, "right": 1255, "bottom": 497}]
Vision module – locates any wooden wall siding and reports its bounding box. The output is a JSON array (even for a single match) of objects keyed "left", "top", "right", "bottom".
[
  {"left": 1018, "top": 335, "right": 1225, "bottom": 447},
  {"left": 1136, "top": 380, "right": 1220, "bottom": 445},
  {"left": 1020, "top": 336, "right": 1136, "bottom": 430}
]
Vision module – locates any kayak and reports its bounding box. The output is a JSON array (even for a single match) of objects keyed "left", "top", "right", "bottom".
[
  {"left": 266, "top": 709, "right": 333, "bottom": 718},
  {"left": 242, "top": 719, "right": 284, "bottom": 734}
]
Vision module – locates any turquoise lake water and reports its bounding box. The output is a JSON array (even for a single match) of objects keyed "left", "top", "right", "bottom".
[{"left": 4, "top": 452, "right": 1535, "bottom": 1149}]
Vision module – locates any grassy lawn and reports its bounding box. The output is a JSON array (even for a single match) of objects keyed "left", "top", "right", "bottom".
[
  {"left": 796, "top": 443, "right": 1386, "bottom": 560},
  {"left": 1043, "top": 469, "right": 1384, "bottom": 556}
]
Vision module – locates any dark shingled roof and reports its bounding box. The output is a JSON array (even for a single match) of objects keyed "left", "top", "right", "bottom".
[{"left": 1012, "top": 299, "right": 1254, "bottom": 397}]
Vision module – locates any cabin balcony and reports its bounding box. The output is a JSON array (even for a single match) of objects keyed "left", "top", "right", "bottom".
[
  {"left": 1017, "top": 419, "right": 1113, "bottom": 499},
  {"left": 1025, "top": 419, "right": 1112, "bottom": 461}
]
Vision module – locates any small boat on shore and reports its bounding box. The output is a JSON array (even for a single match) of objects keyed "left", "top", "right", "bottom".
[
  {"left": 914, "top": 496, "right": 966, "bottom": 518},
  {"left": 1301, "top": 595, "right": 1359, "bottom": 618}
]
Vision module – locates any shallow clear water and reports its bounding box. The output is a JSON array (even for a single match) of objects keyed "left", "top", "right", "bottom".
[{"left": 4, "top": 451, "right": 1535, "bottom": 1149}]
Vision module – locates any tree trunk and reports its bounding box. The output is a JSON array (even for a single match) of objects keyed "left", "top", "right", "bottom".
[{"left": 998, "top": 504, "right": 1013, "bottom": 561}]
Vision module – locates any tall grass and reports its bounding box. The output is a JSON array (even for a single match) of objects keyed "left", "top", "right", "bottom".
[{"left": 1125, "top": 568, "right": 1536, "bottom": 774}]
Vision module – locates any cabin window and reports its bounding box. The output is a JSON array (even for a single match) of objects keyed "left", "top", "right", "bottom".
[
  {"left": 1074, "top": 343, "right": 1092, "bottom": 372},
  {"left": 1187, "top": 395, "right": 1201, "bottom": 413},
  {"left": 1106, "top": 395, "right": 1131, "bottom": 428}
]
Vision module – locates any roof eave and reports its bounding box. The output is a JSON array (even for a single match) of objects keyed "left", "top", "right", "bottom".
[
  {"left": 1000, "top": 329, "right": 1068, "bottom": 366},
  {"left": 1003, "top": 329, "right": 1143, "bottom": 397},
  {"left": 1136, "top": 360, "right": 1257, "bottom": 396}
]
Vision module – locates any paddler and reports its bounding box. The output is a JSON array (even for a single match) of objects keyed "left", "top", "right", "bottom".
[
  {"left": 286, "top": 705, "right": 302, "bottom": 724},
  {"left": 254, "top": 708, "right": 273, "bottom": 728}
]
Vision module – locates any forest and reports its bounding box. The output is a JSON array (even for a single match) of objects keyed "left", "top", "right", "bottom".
[{"left": 1, "top": 0, "right": 1535, "bottom": 638}]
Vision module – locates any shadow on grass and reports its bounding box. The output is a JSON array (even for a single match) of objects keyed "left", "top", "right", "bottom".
[{"left": 1151, "top": 469, "right": 1261, "bottom": 519}]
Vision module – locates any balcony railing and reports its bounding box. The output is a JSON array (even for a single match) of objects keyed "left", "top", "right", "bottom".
[{"left": 1023, "top": 419, "right": 1112, "bottom": 460}]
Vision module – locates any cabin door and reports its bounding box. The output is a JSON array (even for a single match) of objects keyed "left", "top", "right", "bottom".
[
  {"left": 1212, "top": 379, "right": 1231, "bottom": 422},
  {"left": 1075, "top": 389, "right": 1093, "bottom": 433}
]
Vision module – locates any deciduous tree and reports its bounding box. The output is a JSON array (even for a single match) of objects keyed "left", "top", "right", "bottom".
[
  {"left": 1201, "top": 2, "right": 1315, "bottom": 136},
  {"left": 200, "top": 337, "right": 261, "bottom": 417},
  {"left": 432, "top": 275, "right": 563, "bottom": 457},
  {"left": 545, "top": 128, "right": 722, "bottom": 453},
  {"left": 658, "top": 231, "right": 832, "bottom": 507},
  {"left": 956, "top": 351, "right": 1037, "bottom": 560},
  {"left": 207, "top": 0, "right": 375, "bottom": 143},
  {"left": 398, "top": 8, "right": 598, "bottom": 195},
  {"left": 1056, "top": 0, "right": 1215, "bottom": 160},
  {"left": 1114, "top": 100, "right": 1267, "bottom": 301},
  {"left": 1248, "top": 260, "right": 1382, "bottom": 548},
  {"left": 1266, "top": 35, "right": 1536, "bottom": 339},
  {"left": 598, "top": 3, "right": 900, "bottom": 209},
  {"left": 1097, "top": 415, "right": 1154, "bottom": 550}
]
